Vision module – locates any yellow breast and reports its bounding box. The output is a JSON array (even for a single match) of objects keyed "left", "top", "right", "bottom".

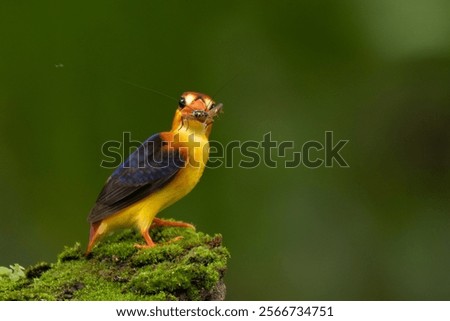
[{"left": 158, "top": 124, "right": 210, "bottom": 211}]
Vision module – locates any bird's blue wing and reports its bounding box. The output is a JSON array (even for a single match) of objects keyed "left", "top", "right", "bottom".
[{"left": 88, "top": 133, "right": 185, "bottom": 223}]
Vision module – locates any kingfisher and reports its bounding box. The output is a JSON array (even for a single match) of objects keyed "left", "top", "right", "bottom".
[{"left": 86, "top": 92, "right": 223, "bottom": 254}]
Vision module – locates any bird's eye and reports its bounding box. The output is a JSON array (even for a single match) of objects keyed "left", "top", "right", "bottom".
[
  {"left": 178, "top": 97, "right": 186, "bottom": 108},
  {"left": 209, "top": 103, "right": 216, "bottom": 110}
]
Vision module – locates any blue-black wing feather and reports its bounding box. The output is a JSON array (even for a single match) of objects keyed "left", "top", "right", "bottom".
[{"left": 88, "top": 133, "right": 184, "bottom": 223}]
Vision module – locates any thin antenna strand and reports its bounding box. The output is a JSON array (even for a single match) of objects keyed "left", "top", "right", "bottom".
[
  {"left": 213, "top": 71, "right": 242, "bottom": 98},
  {"left": 118, "top": 78, "right": 178, "bottom": 102}
]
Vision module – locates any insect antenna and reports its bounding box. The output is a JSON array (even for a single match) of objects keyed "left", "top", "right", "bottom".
[
  {"left": 118, "top": 78, "right": 178, "bottom": 102},
  {"left": 211, "top": 71, "right": 242, "bottom": 100}
]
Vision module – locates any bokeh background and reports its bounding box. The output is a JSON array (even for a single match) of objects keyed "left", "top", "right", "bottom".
[{"left": 1, "top": 1, "right": 449, "bottom": 300}]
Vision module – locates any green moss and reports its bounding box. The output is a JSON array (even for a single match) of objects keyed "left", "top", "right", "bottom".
[
  {"left": 94, "top": 242, "right": 138, "bottom": 261},
  {"left": 58, "top": 243, "right": 83, "bottom": 262},
  {"left": 0, "top": 222, "right": 230, "bottom": 301},
  {"left": 132, "top": 243, "right": 184, "bottom": 266},
  {"left": 0, "top": 264, "right": 25, "bottom": 282},
  {"left": 25, "top": 262, "right": 51, "bottom": 279}
]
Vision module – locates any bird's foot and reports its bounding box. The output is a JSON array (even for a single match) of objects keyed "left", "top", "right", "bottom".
[
  {"left": 134, "top": 243, "right": 156, "bottom": 250},
  {"left": 136, "top": 230, "right": 156, "bottom": 250},
  {"left": 134, "top": 236, "right": 183, "bottom": 249},
  {"left": 166, "top": 236, "right": 184, "bottom": 244}
]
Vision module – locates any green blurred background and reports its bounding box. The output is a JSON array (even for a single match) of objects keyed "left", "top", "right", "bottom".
[{"left": 1, "top": 0, "right": 449, "bottom": 300}]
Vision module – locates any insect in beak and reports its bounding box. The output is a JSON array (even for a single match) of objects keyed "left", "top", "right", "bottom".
[
  {"left": 192, "top": 110, "right": 209, "bottom": 122},
  {"left": 190, "top": 103, "right": 223, "bottom": 125}
]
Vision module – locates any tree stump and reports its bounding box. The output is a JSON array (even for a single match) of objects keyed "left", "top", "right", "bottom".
[{"left": 0, "top": 222, "right": 229, "bottom": 300}]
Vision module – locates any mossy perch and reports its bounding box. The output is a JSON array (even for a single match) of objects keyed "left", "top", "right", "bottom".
[{"left": 0, "top": 223, "right": 230, "bottom": 300}]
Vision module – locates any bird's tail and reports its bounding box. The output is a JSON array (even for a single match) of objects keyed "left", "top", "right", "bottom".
[{"left": 86, "top": 222, "right": 100, "bottom": 255}]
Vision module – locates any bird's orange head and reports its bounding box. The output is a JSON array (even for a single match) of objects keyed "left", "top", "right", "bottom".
[{"left": 171, "top": 92, "right": 223, "bottom": 135}]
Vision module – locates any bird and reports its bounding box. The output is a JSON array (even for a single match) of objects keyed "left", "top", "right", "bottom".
[{"left": 86, "top": 92, "right": 223, "bottom": 254}]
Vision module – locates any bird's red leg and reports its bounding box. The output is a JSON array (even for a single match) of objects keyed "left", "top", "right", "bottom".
[
  {"left": 151, "top": 218, "right": 195, "bottom": 230},
  {"left": 135, "top": 219, "right": 195, "bottom": 250},
  {"left": 134, "top": 229, "right": 156, "bottom": 249},
  {"left": 151, "top": 218, "right": 196, "bottom": 245}
]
